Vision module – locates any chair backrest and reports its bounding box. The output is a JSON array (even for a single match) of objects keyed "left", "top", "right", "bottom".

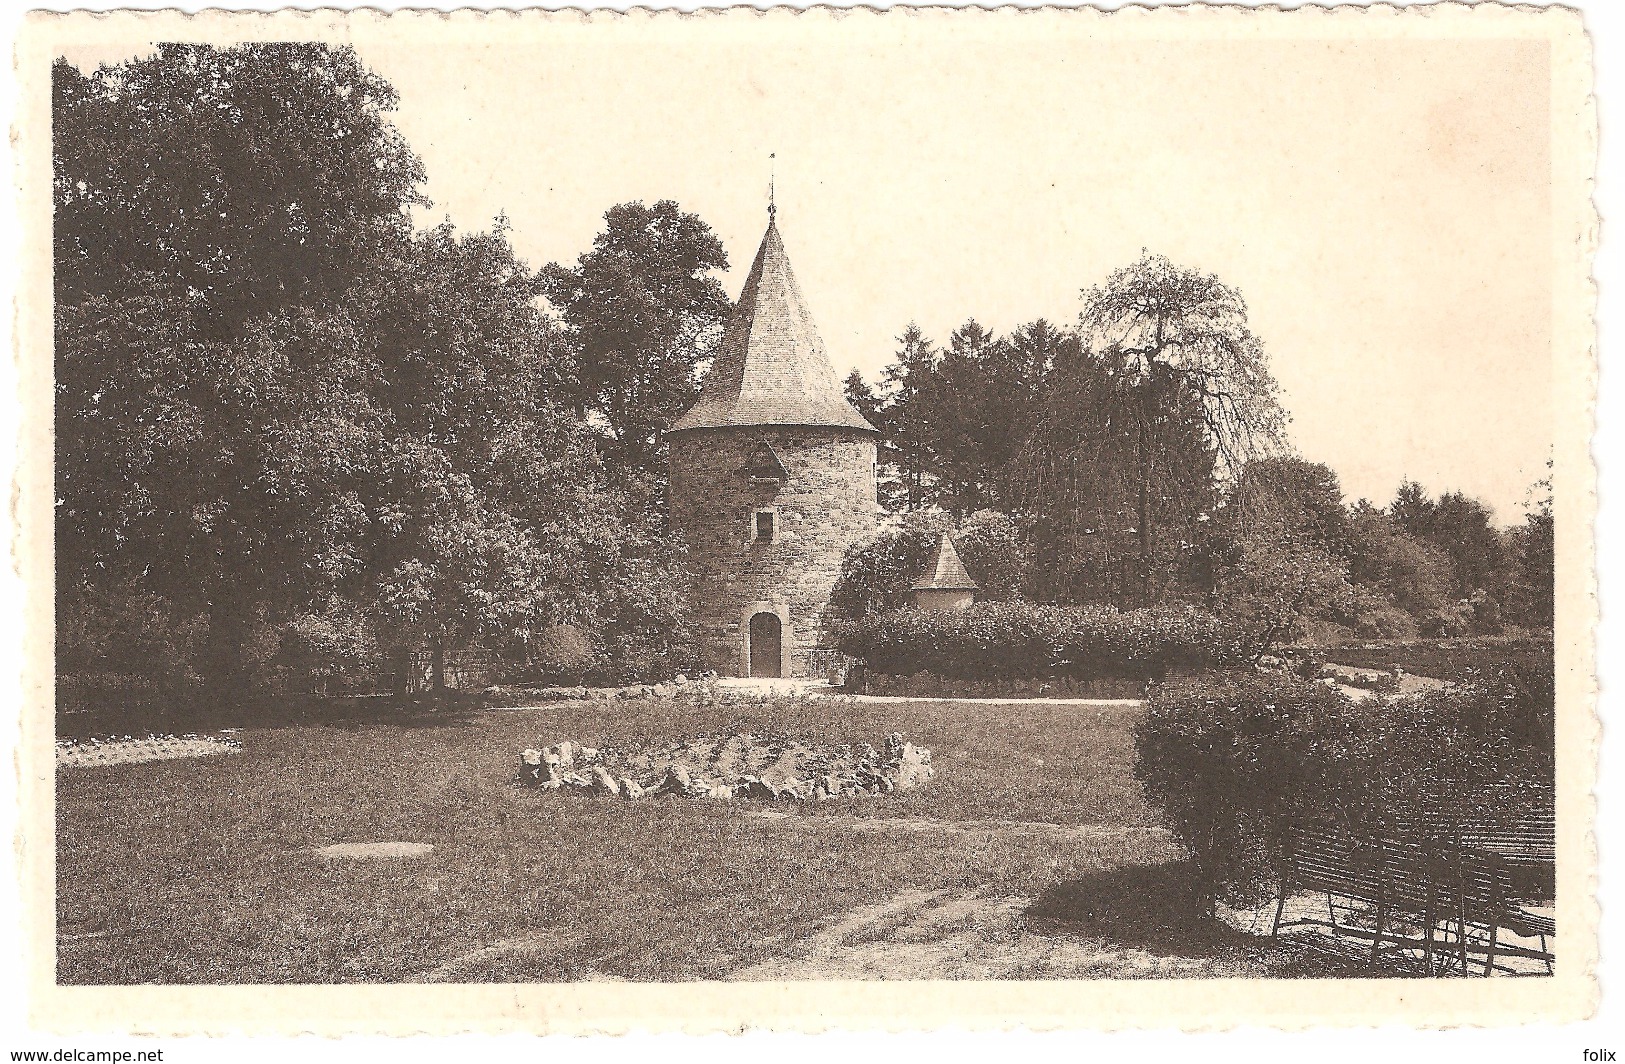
[{"left": 1287, "top": 820, "right": 1521, "bottom": 924}]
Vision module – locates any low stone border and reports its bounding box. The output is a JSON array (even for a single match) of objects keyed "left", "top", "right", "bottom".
[
  {"left": 1311, "top": 662, "right": 1449, "bottom": 698},
  {"left": 854, "top": 671, "right": 1149, "bottom": 700},
  {"left": 487, "top": 673, "right": 716, "bottom": 704},
  {"left": 518, "top": 732, "right": 934, "bottom": 801}
]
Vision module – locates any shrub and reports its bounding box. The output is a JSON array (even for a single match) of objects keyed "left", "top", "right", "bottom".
[
  {"left": 267, "top": 599, "right": 380, "bottom": 694},
  {"left": 587, "top": 543, "right": 700, "bottom": 683},
  {"left": 828, "top": 512, "right": 952, "bottom": 619},
  {"left": 531, "top": 623, "right": 597, "bottom": 680},
  {"left": 951, "top": 510, "right": 1028, "bottom": 601},
  {"left": 57, "top": 580, "right": 209, "bottom": 720},
  {"left": 1135, "top": 669, "right": 1554, "bottom": 912},
  {"left": 835, "top": 601, "right": 1251, "bottom": 681},
  {"left": 829, "top": 509, "right": 1031, "bottom": 619}
]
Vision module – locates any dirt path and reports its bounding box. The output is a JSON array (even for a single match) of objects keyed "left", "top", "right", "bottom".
[
  {"left": 765, "top": 810, "right": 1172, "bottom": 843},
  {"left": 714, "top": 676, "right": 1146, "bottom": 707},
  {"left": 726, "top": 887, "right": 1255, "bottom": 980}
]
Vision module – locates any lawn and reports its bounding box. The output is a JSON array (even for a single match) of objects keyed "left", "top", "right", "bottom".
[{"left": 57, "top": 694, "right": 1324, "bottom": 983}]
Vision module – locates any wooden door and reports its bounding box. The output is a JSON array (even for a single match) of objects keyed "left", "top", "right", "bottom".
[{"left": 748, "top": 612, "right": 782, "bottom": 677}]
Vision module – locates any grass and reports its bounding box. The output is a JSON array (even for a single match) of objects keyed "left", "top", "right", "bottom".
[{"left": 57, "top": 694, "right": 1303, "bottom": 984}]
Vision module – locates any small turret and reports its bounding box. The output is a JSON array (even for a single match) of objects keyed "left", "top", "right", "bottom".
[{"left": 912, "top": 533, "right": 977, "bottom": 611}]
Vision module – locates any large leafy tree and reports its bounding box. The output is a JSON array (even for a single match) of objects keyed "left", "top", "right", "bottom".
[
  {"left": 1344, "top": 501, "right": 1461, "bottom": 637},
  {"left": 366, "top": 219, "right": 567, "bottom": 469},
  {"left": 352, "top": 224, "right": 692, "bottom": 690},
  {"left": 911, "top": 320, "right": 1053, "bottom": 515},
  {"left": 1391, "top": 480, "right": 1513, "bottom": 629},
  {"left": 53, "top": 46, "right": 425, "bottom": 333},
  {"left": 542, "top": 200, "right": 730, "bottom": 477},
  {"left": 855, "top": 319, "right": 1067, "bottom": 516},
  {"left": 1210, "top": 537, "right": 1355, "bottom": 655},
  {"left": 56, "top": 46, "right": 697, "bottom": 701},
  {"left": 1504, "top": 468, "right": 1554, "bottom": 630},
  {"left": 1207, "top": 458, "right": 1358, "bottom": 648},
  {"left": 870, "top": 324, "right": 941, "bottom": 512},
  {"left": 1079, "top": 252, "right": 1288, "bottom": 477},
  {"left": 54, "top": 43, "right": 426, "bottom": 696},
  {"left": 369, "top": 442, "right": 544, "bottom": 693},
  {"left": 56, "top": 284, "right": 385, "bottom": 694},
  {"left": 1224, "top": 457, "right": 1352, "bottom": 556}
]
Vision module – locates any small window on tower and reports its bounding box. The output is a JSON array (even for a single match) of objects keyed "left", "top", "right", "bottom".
[{"left": 753, "top": 508, "right": 777, "bottom": 542}]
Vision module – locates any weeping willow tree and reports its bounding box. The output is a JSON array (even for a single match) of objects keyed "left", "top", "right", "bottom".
[{"left": 1010, "top": 253, "right": 1289, "bottom": 607}]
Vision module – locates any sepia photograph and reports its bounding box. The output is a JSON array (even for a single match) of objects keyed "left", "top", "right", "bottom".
[{"left": 12, "top": 1, "right": 1599, "bottom": 1035}]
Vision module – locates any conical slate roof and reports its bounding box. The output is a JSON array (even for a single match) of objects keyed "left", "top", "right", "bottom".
[
  {"left": 670, "top": 215, "right": 877, "bottom": 435},
  {"left": 913, "top": 533, "right": 978, "bottom": 591}
]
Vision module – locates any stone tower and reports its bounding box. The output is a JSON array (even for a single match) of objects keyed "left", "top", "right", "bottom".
[{"left": 667, "top": 206, "right": 879, "bottom": 678}]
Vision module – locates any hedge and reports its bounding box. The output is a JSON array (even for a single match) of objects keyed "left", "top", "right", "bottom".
[
  {"left": 1134, "top": 666, "right": 1554, "bottom": 912},
  {"left": 834, "top": 601, "right": 1253, "bottom": 681}
]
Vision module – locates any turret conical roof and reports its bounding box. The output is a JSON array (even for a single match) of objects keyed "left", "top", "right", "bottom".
[
  {"left": 670, "top": 216, "right": 877, "bottom": 435},
  {"left": 912, "top": 533, "right": 978, "bottom": 592}
]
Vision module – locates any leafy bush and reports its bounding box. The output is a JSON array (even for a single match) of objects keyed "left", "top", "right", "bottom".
[
  {"left": 57, "top": 580, "right": 209, "bottom": 719},
  {"left": 587, "top": 545, "right": 699, "bottom": 683},
  {"left": 58, "top": 580, "right": 206, "bottom": 684},
  {"left": 267, "top": 598, "right": 380, "bottom": 694},
  {"left": 829, "top": 509, "right": 1030, "bottom": 619},
  {"left": 1135, "top": 669, "right": 1554, "bottom": 912},
  {"left": 836, "top": 601, "right": 1251, "bottom": 681},
  {"left": 952, "top": 510, "right": 1028, "bottom": 601},
  {"left": 531, "top": 624, "right": 597, "bottom": 680},
  {"left": 827, "top": 512, "right": 953, "bottom": 619}
]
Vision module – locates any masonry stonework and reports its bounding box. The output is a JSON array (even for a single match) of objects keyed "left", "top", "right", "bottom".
[
  {"left": 667, "top": 209, "right": 880, "bottom": 677},
  {"left": 670, "top": 427, "right": 878, "bottom": 677}
]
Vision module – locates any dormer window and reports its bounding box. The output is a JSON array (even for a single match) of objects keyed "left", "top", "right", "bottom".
[
  {"left": 753, "top": 507, "right": 778, "bottom": 543},
  {"left": 741, "top": 441, "right": 789, "bottom": 485}
]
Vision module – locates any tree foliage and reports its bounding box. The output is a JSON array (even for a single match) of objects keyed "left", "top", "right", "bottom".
[
  {"left": 828, "top": 509, "right": 1028, "bottom": 620},
  {"left": 55, "top": 45, "right": 698, "bottom": 702},
  {"left": 542, "top": 200, "right": 730, "bottom": 478},
  {"left": 1345, "top": 502, "right": 1462, "bottom": 637},
  {"left": 1503, "top": 467, "right": 1554, "bottom": 630},
  {"left": 1079, "top": 252, "right": 1288, "bottom": 478},
  {"left": 827, "top": 511, "right": 953, "bottom": 620},
  {"left": 1010, "top": 337, "right": 1218, "bottom": 607},
  {"left": 53, "top": 46, "right": 425, "bottom": 331},
  {"left": 851, "top": 254, "right": 1546, "bottom": 645}
]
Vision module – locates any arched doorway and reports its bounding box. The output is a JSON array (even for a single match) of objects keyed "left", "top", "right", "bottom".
[{"left": 748, "top": 612, "right": 783, "bottom": 678}]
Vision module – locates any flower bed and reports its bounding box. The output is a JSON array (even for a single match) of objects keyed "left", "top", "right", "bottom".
[{"left": 56, "top": 732, "right": 242, "bottom": 769}]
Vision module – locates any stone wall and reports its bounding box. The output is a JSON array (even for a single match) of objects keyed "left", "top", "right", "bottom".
[
  {"left": 913, "top": 588, "right": 974, "bottom": 611},
  {"left": 669, "top": 426, "right": 878, "bottom": 677},
  {"left": 856, "top": 671, "right": 1150, "bottom": 700}
]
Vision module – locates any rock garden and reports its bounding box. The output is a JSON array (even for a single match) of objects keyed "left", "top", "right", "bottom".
[{"left": 518, "top": 731, "right": 934, "bottom": 801}]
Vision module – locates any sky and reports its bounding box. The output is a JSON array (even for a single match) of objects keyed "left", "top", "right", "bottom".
[{"left": 63, "top": 25, "right": 1554, "bottom": 521}]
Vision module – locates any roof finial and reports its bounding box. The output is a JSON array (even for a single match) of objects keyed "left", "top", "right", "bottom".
[{"left": 768, "top": 152, "right": 776, "bottom": 220}]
